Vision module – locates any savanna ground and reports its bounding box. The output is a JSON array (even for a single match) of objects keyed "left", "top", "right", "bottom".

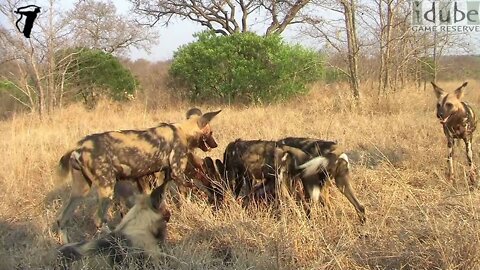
[{"left": 0, "top": 81, "right": 480, "bottom": 269}]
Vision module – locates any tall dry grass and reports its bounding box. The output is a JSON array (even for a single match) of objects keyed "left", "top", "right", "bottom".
[{"left": 0, "top": 81, "right": 480, "bottom": 269}]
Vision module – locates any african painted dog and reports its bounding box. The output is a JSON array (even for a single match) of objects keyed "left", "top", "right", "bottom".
[
  {"left": 56, "top": 108, "right": 221, "bottom": 243},
  {"left": 58, "top": 181, "right": 170, "bottom": 267},
  {"left": 220, "top": 139, "right": 297, "bottom": 206},
  {"left": 278, "top": 142, "right": 365, "bottom": 222},
  {"left": 432, "top": 82, "right": 477, "bottom": 185},
  {"left": 220, "top": 138, "right": 366, "bottom": 222},
  {"left": 113, "top": 152, "right": 213, "bottom": 212}
]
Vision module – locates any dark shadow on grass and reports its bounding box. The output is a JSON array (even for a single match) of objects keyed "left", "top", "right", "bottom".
[
  {"left": 0, "top": 219, "right": 59, "bottom": 269},
  {"left": 43, "top": 181, "right": 142, "bottom": 244},
  {"left": 347, "top": 144, "right": 409, "bottom": 169}
]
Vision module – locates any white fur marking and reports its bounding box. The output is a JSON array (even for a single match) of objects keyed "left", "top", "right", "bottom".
[
  {"left": 339, "top": 153, "right": 349, "bottom": 163},
  {"left": 338, "top": 153, "right": 350, "bottom": 169},
  {"left": 120, "top": 164, "right": 132, "bottom": 176},
  {"left": 72, "top": 151, "right": 81, "bottom": 161},
  {"left": 298, "top": 156, "right": 329, "bottom": 177},
  {"left": 311, "top": 186, "right": 320, "bottom": 202}
]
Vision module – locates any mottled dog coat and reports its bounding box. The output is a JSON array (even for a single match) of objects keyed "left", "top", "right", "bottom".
[
  {"left": 278, "top": 138, "right": 365, "bottom": 222},
  {"left": 58, "top": 182, "right": 171, "bottom": 267},
  {"left": 220, "top": 137, "right": 365, "bottom": 222},
  {"left": 432, "top": 82, "right": 477, "bottom": 185},
  {"left": 56, "top": 108, "right": 221, "bottom": 243}
]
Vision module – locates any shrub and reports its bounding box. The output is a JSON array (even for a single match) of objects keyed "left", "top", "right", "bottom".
[
  {"left": 170, "top": 31, "right": 324, "bottom": 104},
  {"left": 61, "top": 48, "right": 138, "bottom": 106}
]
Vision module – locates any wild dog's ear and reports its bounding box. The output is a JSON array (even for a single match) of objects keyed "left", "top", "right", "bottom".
[
  {"left": 150, "top": 181, "right": 168, "bottom": 210},
  {"left": 198, "top": 110, "right": 221, "bottom": 128},
  {"left": 455, "top": 82, "right": 468, "bottom": 99},
  {"left": 431, "top": 82, "right": 445, "bottom": 98},
  {"left": 186, "top": 108, "right": 203, "bottom": 119}
]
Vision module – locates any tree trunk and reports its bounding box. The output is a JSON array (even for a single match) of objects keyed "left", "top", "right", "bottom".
[
  {"left": 47, "top": 0, "right": 56, "bottom": 113},
  {"left": 27, "top": 41, "right": 46, "bottom": 119},
  {"left": 382, "top": 0, "right": 393, "bottom": 93},
  {"left": 377, "top": 0, "right": 384, "bottom": 95},
  {"left": 341, "top": 0, "right": 360, "bottom": 100}
]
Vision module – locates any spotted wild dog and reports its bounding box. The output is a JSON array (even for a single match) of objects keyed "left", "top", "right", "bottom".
[
  {"left": 220, "top": 139, "right": 279, "bottom": 207},
  {"left": 119, "top": 154, "right": 225, "bottom": 208},
  {"left": 220, "top": 138, "right": 365, "bottom": 222},
  {"left": 58, "top": 181, "right": 171, "bottom": 267},
  {"left": 113, "top": 152, "right": 214, "bottom": 214},
  {"left": 56, "top": 108, "right": 221, "bottom": 243},
  {"left": 278, "top": 142, "right": 365, "bottom": 222},
  {"left": 432, "top": 82, "right": 477, "bottom": 185}
]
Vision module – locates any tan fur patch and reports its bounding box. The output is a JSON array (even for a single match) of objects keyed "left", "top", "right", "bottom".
[
  {"left": 97, "top": 185, "right": 114, "bottom": 197},
  {"left": 441, "top": 94, "right": 464, "bottom": 113},
  {"left": 82, "top": 140, "right": 94, "bottom": 149},
  {"left": 120, "top": 164, "right": 132, "bottom": 176},
  {"left": 109, "top": 132, "right": 155, "bottom": 153},
  {"left": 152, "top": 126, "right": 174, "bottom": 142},
  {"left": 174, "top": 119, "right": 199, "bottom": 146}
]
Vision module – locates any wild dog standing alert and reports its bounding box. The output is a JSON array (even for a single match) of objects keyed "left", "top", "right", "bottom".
[{"left": 432, "top": 82, "right": 477, "bottom": 186}]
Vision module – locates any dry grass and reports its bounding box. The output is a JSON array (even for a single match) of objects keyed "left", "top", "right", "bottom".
[{"left": 1, "top": 81, "right": 480, "bottom": 269}]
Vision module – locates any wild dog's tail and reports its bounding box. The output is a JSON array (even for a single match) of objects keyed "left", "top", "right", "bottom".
[
  {"left": 56, "top": 150, "right": 74, "bottom": 183},
  {"left": 58, "top": 239, "right": 99, "bottom": 262},
  {"left": 298, "top": 155, "right": 330, "bottom": 177},
  {"left": 58, "top": 237, "right": 123, "bottom": 265}
]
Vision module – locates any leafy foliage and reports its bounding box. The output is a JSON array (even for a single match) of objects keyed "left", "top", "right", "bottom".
[
  {"left": 0, "top": 80, "right": 33, "bottom": 108},
  {"left": 63, "top": 48, "right": 137, "bottom": 105},
  {"left": 170, "top": 31, "right": 324, "bottom": 103},
  {"left": 418, "top": 57, "right": 436, "bottom": 81}
]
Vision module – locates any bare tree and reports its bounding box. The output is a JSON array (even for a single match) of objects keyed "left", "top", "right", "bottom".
[
  {"left": 0, "top": 0, "right": 71, "bottom": 117},
  {"left": 0, "top": 0, "right": 157, "bottom": 117},
  {"left": 304, "top": 0, "right": 361, "bottom": 99},
  {"left": 69, "top": 0, "right": 158, "bottom": 55},
  {"left": 340, "top": 0, "right": 360, "bottom": 99},
  {"left": 129, "top": 0, "right": 312, "bottom": 36},
  {"left": 360, "top": 0, "right": 469, "bottom": 91}
]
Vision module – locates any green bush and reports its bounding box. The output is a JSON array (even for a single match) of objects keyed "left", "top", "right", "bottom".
[
  {"left": 0, "top": 80, "right": 33, "bottom": 106},
  {"left": 170, "top": 31, "right": 324, "bottom": 103},
  {"left": 62, "top": 48, "right": 137, "bottom": 104},
  {"left": 419, "top": 56, "right": 435, "bottom": 81}
]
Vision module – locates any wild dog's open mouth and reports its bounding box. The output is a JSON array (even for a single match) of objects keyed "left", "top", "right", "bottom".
[
  {"left": 439, "top": 114, "right": 451, "bottom": 124},
  {"left": 199, "top": 135, "right": 218, "bottom": 152}
]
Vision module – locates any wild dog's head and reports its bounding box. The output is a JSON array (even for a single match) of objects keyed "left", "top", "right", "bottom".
[
  {"left": 274, "top": 146, "right": 310, "bottom": 194},
  {"left": 180, "top": 108, "right": 221, "bottom": 152},
  {"left": 432, "top": 82, "right": 468, "bottom": 124},
  {"left": 117, "top": 181, "right": 171, "bottom": 242}
]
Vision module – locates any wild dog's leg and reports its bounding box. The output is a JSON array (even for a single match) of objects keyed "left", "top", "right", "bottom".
[
  {"left": 464, "top": 137, "right": 476, "bottom": 186},
  {"left": 230, "top": 169, "right": 243, "bottom": 199},
  {"left": 137, "top": 174, "right": 153, "bottom": 194},
  {"left": 334, "top": 155, "right": 366, "bottom": 223},
  {"left": 57, "top": 168, "right": 91, "bottom": 244},
  {"left": 169, "top": 152, "right": 189, "bottom": 208},
  {"left": 319, "top": 180, "right": 333, "bottom": 209},
  {"left": 447, "top": 137, "right": 455, "bottom": 183},
  {"left": 94, "top": 180, "right": 115, "bottom": 232},
  {"left": 114, "top": 181, "right": 136, "bottom": 217},
  {"left": 212, "top": 159, "right": 226, "bottom": 207},
  {"left": 241, "top": 174, "right": 256, "bottom": 208},
  {"left": 301, "top": 175, "right": 321, "bottom": 218}
]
